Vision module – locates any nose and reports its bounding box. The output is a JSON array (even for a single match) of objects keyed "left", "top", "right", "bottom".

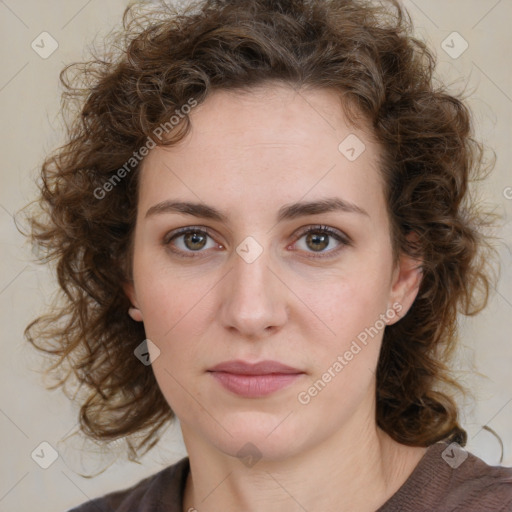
[{"left": 219, "top": 241, "right": 289, "bottom": 339}]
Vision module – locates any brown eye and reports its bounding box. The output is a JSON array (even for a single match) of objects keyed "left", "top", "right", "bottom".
[
  {"left": 183, "top": 231, "right": 208, "bottom": 251},
  {"left": 164, "top": 227, "right": 219, "bottom": 257},
  {"left": 293, "top": 225, "right": 351, "bottom": 258},
  {"left": 305, "top": 232, "right": 330, "bottom": 252}
]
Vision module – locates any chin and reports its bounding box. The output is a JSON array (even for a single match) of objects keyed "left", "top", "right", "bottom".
[{"left": 205, "top": 413, "right": 309, "bottom": 463}]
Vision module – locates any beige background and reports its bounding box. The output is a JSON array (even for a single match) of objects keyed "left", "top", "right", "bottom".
[{"left": 0, "top": 1, "right": 511, "bottom": 511}]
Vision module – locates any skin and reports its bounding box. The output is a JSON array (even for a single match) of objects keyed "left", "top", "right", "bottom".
[{"left": 125, "top": 82, "right": 427, "bottom": 512}]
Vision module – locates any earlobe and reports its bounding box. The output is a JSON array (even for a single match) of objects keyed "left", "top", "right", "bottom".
[
  {"left": 123, "top": 281, "right": 144, "bottom": 322},
  {"left": 128, "top": 307, "right": 144, "bottom": 322},
  {"left": 385, "top": 300, "right": 404, "bottom": 325},
  {"left": 388, "top": 252, "right": 423, "bottom": 325}
]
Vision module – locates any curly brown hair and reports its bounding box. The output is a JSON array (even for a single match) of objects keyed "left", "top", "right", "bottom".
[{"left": 23, "top": 0, "right": 497, "bottom": 461}]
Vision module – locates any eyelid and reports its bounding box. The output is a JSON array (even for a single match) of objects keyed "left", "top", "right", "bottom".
[
  {"left": 163, "top": 224, "right": 351, "bottom": 258},
  {"left": 289, "top": 224, "right": 352, "bottom": 259},
  {"left": 162, "top": 225, "right": 218, "bottom": 245},
  {"left": 293, "top": 224, "right": 352, "bottom": 245},
  {"left": 162, "top": 225, "right": 222, "bottom": 259}
]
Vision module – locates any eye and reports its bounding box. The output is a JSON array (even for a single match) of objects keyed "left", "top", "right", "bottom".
[
  {"left": 163, "top": 226, "right": 221, "bottom": 258},
  {"left": 291, "top": 225, "right": 351, "bottom": 258},
  {"left": 163, "top": 224, "right": 351, "bottom": 259}
]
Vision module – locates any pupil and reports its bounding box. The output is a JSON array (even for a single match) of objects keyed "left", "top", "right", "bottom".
[
  {"left": 307, "top": 232, "right": 328, "bottom": 251},
  {"left": 186, "top": 232, "right": 206, "bottom": 250},
  {"left": 183, "top": 232, "right": 330, "bottom": 252}
]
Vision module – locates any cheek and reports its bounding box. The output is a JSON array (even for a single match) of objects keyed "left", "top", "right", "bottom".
[
  {"left": 291, "top": 259, "right": 393, "bottom": 389},
  {"left": 139, "top": 283, "right": 186, "bottom": 338},
  {"left": 297, "top": 277, "right": 390, "bottom": 402},
  {"left": 137, "top": 276, "right": 207, "bottom": 410},
  {"left": 140, "top": 287, "right": 206, "bottom": 354},
  {"left": 299, "top": 256, "right": 393, "bottom": 333},
  {"left": 308, "top": 284, "right": 386, "bottom": 365},
  {"left": 132, "top": 242, "right": 202, "bottom": 335},
  {"left": 134, "top": 261, "right": 216, "bottom": 365}
]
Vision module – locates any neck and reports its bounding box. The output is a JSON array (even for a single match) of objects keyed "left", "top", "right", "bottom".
[{"left": 181, "top": 417, "right": 427, "bottom": 512}]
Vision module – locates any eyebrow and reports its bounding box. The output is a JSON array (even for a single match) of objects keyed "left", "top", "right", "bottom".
[{"left": 145, "top": 197, "right": 369, "bottom": 223}]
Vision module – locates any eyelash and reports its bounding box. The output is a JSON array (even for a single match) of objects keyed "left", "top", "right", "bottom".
[{"left": 163, "top": 225, "right": 351, "bottom": 259}]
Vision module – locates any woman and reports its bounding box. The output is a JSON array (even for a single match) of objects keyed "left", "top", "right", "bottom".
[{"left": 25, "top": 0, "right": 512, "bottom": 510}]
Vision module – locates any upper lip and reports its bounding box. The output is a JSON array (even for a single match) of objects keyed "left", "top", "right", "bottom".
[{"left": 208, "top": 360, "right": 304, "bottom": 375}]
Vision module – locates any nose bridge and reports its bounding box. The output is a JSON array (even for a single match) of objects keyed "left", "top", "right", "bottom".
[{"left": 220, "top": 235, "right": 287, "bottom": 335}]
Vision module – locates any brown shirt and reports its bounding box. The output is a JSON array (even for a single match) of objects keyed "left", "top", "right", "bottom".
[{"left": 68, "top": 441, "right": 512, "bottom": 511}]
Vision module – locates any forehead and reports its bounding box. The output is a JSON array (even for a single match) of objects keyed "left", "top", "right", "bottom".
[
  {"left": 138, "top": 84, "right": 385, "bottom": 221},
  {"left": 170, "top": 83, "right": 376, "bottom": 158}
]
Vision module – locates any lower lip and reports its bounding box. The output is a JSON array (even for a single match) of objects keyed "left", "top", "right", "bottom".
[{"left": 209, "top": 372, "right": 303, "bottom": 398}]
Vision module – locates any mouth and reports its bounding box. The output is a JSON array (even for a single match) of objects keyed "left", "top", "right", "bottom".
[{"left": 207, "top": 359, "right": 305, "bottom": 398}]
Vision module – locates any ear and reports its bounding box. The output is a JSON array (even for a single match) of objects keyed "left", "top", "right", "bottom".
[
  {"left": 387, "top": 237, "right": 423, "bottom": 325},
  {"left": 123, "top": 281, "right": 144, "bottom": 322}
]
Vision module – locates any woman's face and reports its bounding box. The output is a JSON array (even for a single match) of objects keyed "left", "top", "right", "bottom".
[{"left": 126, "top": 83, "right": 421, "bottom": 461}]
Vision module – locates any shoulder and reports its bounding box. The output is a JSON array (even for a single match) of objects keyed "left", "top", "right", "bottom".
[
  {"left": 379, "top": 441, "right": 512, "bottom": 512},
  {"left": 438, "top": 441, "right": 512, "bottom": 511},
  {"left": 67, "top": 456, "right": 190, "bottom": 512}
]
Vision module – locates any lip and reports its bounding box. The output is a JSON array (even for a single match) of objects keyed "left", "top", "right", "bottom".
[
  {"left": 207, "top": 360, "right": 305, "bottom": 398},
  {"left": 208, "top": 359, "right": 303, "bottom": 375}
]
